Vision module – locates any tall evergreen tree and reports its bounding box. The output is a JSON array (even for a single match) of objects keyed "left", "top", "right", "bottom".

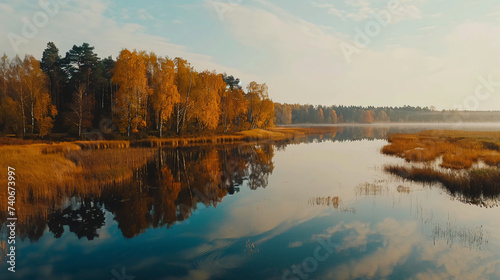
[{"left": 41, "top": 42, "right": 65, "bottom": 111}]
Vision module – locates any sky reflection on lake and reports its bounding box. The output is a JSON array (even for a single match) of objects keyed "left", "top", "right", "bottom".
[{"left": 2, "top": 124, "right": 500, "bottom": 279}]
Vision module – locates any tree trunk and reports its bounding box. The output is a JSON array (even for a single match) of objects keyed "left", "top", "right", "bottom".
[
  {"left": 159, "top": 113, "right": 163, "bottom": 138},
  {"left": 176, "top": 103, "right": 180, "bottom": 134},
  {"left": 79, "top": 101, "right": 82, "bottom": 138},
  {"left": 178, "top": 72, "right": 193, "bottom": 135},
  {"left": 20, "top": 96, "right": 26, "bottom": 138},
  {"left": 127, "top": 104, "right": 131, "bottom": 137},
  {"left": 128, "top": 120, "right": 131, "bottom": 137},
  {"left": 30, "top": 88, "right": 34, "bottom": 135}
]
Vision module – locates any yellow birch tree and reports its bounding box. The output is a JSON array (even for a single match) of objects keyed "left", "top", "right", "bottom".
[{"left": 112, "top": 49, "right": 149, "bottom": 136}]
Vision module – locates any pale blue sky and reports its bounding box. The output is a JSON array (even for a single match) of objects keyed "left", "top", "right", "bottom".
[{"left": 2, "top": 0, "right": 500, "bottom": 110}]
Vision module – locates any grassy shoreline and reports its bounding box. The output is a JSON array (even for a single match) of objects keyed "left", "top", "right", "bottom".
[
  {"left": 0, "top": 126, "right": 337, "bottom": 198},
  {"left": 0, "top": 126, "right": 340, "bottom": 227},
  {"left": 0, "top": 126, "right": 340, "bottom": 148}
]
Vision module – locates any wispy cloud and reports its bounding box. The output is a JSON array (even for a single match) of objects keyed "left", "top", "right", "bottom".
[
  {"left": 420, "top": 25, "right": 437, "bottom": 31},
  {"left": 137, "top": 8, "right": 154, "bottom": 20},
  {"left": 311, "top": 0, "right": 424, "bottom": 22}
]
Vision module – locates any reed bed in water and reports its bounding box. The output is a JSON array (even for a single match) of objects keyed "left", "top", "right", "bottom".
[
  {"left": 0, "top": 144, "right": 155, "bottom": 190},
  {"left": 382, "top": 130, "right": 500, "bottom": 169},
  {"left": 133, "top": 127, "right": 338, "bottom": 147},
  {"left": 0, "top": 144, "right": 155, "bottom": 224},
  {"left": 133, "top": 134, "right": 250, "bottom": 148},
  {"left": 384, "top": 165, "right": 500, "bottom": 203}
]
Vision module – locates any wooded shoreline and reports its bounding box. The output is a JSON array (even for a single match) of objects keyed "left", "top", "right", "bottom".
[{"left": 0, "top": 126, "right": 340, "bottom": 148}]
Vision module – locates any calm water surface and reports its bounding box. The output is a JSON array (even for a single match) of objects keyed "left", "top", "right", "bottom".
[{"left": 2, "top": 124, "right": 500, "bottom": 279}]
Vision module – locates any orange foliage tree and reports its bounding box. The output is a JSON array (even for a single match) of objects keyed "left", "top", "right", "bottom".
[
  {"left": 191, "top": 70, "right": 225, "bottom": 130},
  {"left": 112, "top": 49, "right": 149, "bottom": 136},
  {"left": 360, "top": 110, "right": 375, "bottom": 124},
  {"left": 8, "top": 55, "right": 56, "bottom": 137},
  {"left": 9, "top": 55, "right": 30, "bottom": 136},
  {"left": 0, "top": 54, "right": 22, "bottom": 133},
  {"left": 329, "top": 109, "right": 338, "bottom": 124},
  {"left": 173, "top": 57, "right": 195, "bottom": 134},
  {"left": 145, "top": 53, "right": 180, "bottom": 137},
  {"left": 246, "top": 81, "right": 274, "bottom": 129},
  {"left": 222, "top": 87, "right": 248, "bottom": 131}
]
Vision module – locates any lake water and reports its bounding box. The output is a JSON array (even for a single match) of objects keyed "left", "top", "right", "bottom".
[{"left": 2, "top": 124, "right": 500, "bottom": 279}]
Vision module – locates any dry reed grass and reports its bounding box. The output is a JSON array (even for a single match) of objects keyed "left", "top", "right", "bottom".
[
  {"left": 0, "top": 144, "right": 155, "bottom": 227},
  {"left": 355, "top": 183, "right": 387, "bottom": 196},
  {"left": 132, "top": 127, "right": 339, "bottom": 147},
  {"left": 134, "top": 134, "right": 249, "bottom": 148},
  {"left": 385, "top": 165, "right": 500, "bottom": 205},
  {"left": 237, "top": 129, "right": 287, "bottom": 140},
  {"left": 382, "top": 130, "right": 500, "bottom": 169},
  {"left": 308, "top": 196, "right": 341, "bottom": 208},
  {"left": 0, "top": 137, "right": 43, "bottom": 145}
]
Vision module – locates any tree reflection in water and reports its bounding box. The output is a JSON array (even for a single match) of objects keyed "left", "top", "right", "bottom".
[
  {"left": 0, "top": 126, "right": 415, "bottom": 242},
  {"left": 47, "top": 200, "right": 105, "bottom": 240},
  {"left": 1, "top": 143, "right": 275, "bottom": 241}
]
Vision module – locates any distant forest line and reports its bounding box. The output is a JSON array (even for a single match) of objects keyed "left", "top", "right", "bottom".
[
  {"left": 1, "top": 42, "right": 499, "bottom": 140},
  {"left": 275, "top": 104, "right": 500, "bottom": 125}
]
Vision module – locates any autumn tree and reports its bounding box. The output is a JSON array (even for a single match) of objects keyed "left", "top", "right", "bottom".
[
  {"left": 220, "top": 74, "right": 247, "bottom": 131},
  {"left": 246, "top": 81, "right": 274, "bottom": 128},
  {"left": 2, "top": 44, "right": 291, "bottom": 138},
  {"left": 0, "top": 95, "right": 20, "bottom": 134},
  {"left": 0, "top": 55, "right": 10, "bottom": 131},
  {"left": 375, "top": 110, "right": 390, "bottom": 122},
  {"left": 146, "top": 53, "right": 180, "bottom": 137},
  {"left": 274, "top": 103, "right": 292, "bottom": 125},
  {"left": 316, "top": 107, "right": 324, "bottom": 123},
  {"left": 33, "top": 82, "right": 57, "bottom": 137},
  {"left": 360, "top": 110, "right": 375, "bottom": 123},
  {"left": 174, "top": 58, "right": 195, "bottom": 134},
  {"left": 7, "top": 55, "right": 56, "bottom": 137},
  {"left": 0, "top": 54, "right": 22, "bottom": 133},
  {"left": 23, "top": 55, "right": 53, "bottom": 135},
  {"left": 66, "top": 85, "right": 94, "bottom": 137},
  {"left": 9, "top": 55, "right": 31, "bottom": 136},
  {"left": 191, "top": 70, "right": 225, "bottom": 130},
  {"left": 0, "top": 54, "right": 7, "bottom": 97},
  {"left": 222, "top": 87, "right": 248, "bottom": 131},
  {"left": 328, "top": 108, "right": 338, "bottom": 124},
  {"left": 112, "top": 49, "right": 149, "bottom": 136}
]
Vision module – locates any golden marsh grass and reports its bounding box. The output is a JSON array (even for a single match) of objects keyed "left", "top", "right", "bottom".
[
  {"left": 382, "top": 130, "right": 500, "bottom": 169},
  {"left": 385, "top": 165, "right": 500, "bottom": 206},
  {"left": 0, "top": 144, "right": 155, "bottom": 226}
]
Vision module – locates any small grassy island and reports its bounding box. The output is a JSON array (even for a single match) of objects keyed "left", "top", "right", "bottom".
[{"left": 382, "top": 130, "right": 500, "bottom": 205}]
